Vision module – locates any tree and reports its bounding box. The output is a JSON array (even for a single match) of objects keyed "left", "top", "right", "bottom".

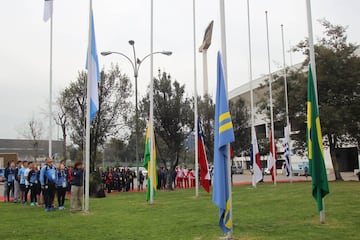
[
  {"left": 54, "top": 90, "right": 68, "bottom": 159},
  {"left": 140, "top": 71, "right": 192, "bottom": 189},
  {"left": 272, "top": 20, "right": 360, "bottom": 180},
  {"left": 229, "top": 98, "right": 251, "bottom": 156},
  {"left": 62, "top": 64, "right": 132, "bottom": 171},
  {"left": 198, "top": 95, "right": 215, "bottom": 162},
  {"left": 22, "top": 117, "right": 43, "bottom": 161}
]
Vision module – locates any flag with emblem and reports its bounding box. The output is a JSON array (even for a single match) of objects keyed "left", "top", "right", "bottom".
[
  {"left": 143, "top": 118, "right": 157, "bottom": 202},
  {"left": 212, "top": 52, "right": 235, "bottom": 234},
  {"left": 307, "top": 65, "right": 329, "bottom": 212},
  {"left": 198, "top": 118, "right": 210, "bottom": 193},
  {"left": 251, "top": 126, "right": 262, "bottom": 186}
]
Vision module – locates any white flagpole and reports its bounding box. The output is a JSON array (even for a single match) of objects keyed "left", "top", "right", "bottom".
[
  {"left": 48, "top": 1, "right": 53, "bottom": 158},
  {"left": 265, "top": 11, "right": 276, "bottom": 185},
  {"left": 219, "top": 0, "right": 232, "bottom": 237},
  {"left": 192, "top": 0, "right": 199, "bottom": 197},
  {"left": 202, "top": 51, "right": 208, "bottom": 95},
  {"left": 84, "top": 0, "right": 92, "bottom": 212},
  {"left": 281, "top": 24, "right": 292, "bottom": 181},
  {"left": 305, "top": 0, "right": 325, "bottom": 224},
  {"left": 247, "top": 0, "right": 257, "bottom": 188},
  {"left": 149, "top": 0, "right": 155, "bottom": 205}
]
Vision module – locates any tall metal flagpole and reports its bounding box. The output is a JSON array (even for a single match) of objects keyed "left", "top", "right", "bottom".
[
  {"left": 219, "top": 0, "right": 232, "bottom": 237},
  {"left": 305, "top": 0, "right": 325, "bottom": 224},
  {"left": 265, "top": 11, "right": 276, "bottom": 185},
  {"left": 84, "top": 0, "right": 92, "bottom": 212},
  {"left": 48, "top": 1, "right": 53, "bottom": 158},
  {"left": 281, "top": 24, "right": 292, "bottom": 180},
  {"left": 247, "top": 0, "right": 256, "bottom": 188},
  {"left": 149, "top": 0, "right": 155, "bottom": 205},
  {"left": 202, "top": 51, "right": 208, "bottom": 95},
  {"left": 192, "top": 0, "right": 199, "bottom": 198}
]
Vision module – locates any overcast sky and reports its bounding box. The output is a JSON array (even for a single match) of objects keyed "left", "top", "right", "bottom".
[{"left": 0, "top": 0, "right": 359, "bottom": 140}]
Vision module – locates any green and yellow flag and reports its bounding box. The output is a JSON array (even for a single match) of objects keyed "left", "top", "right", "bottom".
[
  {"left": 143, "top": 120, "right": 157, "bottom": 202},
  {"left": 307, "top": 65, "right": 329, "bottom": 212}
]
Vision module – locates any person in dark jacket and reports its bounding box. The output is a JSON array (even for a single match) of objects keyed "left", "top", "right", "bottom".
[
  {"left": 70, "top": 161, "right": 84, "bottom": 213},
  {"left": 4, "top": 161, "right": 16, "bottom": 202}
]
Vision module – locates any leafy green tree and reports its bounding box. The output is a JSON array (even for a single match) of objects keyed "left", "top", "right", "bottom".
[
  {"left": 198, "top": 94, "right": 215, "bottom": 162},
  {"left": 271, "top": 20, "right": 360, "bottom": 180},
  {"left": 62, "top": 64, "right": 132, "bottom": 171},
  {"left": 140, "top": 71, "right": 192, "bottom": 189},
  {"left": 229, "top": 98, "right": 251, "bottom": 156}
]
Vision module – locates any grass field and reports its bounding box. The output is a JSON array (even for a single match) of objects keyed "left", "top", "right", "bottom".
[{"left": 0, "top": 181, "right": 359, "bottom": 240}]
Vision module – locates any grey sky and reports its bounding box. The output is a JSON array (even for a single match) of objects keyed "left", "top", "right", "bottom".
[{"left": 0, "top": 0, "right": 359, "bottom": 140}]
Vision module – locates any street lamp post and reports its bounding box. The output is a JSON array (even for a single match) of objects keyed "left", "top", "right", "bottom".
[{"left": 101, "top": 42, "right": 171, "bottom": 183}]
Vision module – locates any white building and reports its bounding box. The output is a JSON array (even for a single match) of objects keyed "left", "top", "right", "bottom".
[{"left": 226, "top": 63, "right": 357, "bottom": 174}]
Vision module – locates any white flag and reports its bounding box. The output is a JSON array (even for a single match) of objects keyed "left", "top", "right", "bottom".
[{"left": 43, "top": 0, "right": 53, "bottom": 22}]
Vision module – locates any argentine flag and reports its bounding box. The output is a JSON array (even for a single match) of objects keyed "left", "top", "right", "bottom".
[{"left": 86, "top": 10, "right": 100, "bottom": 121}]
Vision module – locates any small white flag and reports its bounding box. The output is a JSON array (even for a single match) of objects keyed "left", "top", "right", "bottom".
[{"left": 43, "top": 0, "right": 53, "bottom": 22}]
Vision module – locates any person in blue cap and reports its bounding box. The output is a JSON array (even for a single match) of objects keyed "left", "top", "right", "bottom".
[{"left": 40, "top": 157, "right": 57, "bottom": 212}]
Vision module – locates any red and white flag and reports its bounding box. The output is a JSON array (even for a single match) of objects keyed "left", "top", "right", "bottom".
[
  {"left": 251, "top": 126, "right": 262, "bottom": 187},
  {"left": 198, "top": 119, "right": 210, "bottom": 193},
  {"left": 268, "top": 130, "right": 277, "bottom": 182}
]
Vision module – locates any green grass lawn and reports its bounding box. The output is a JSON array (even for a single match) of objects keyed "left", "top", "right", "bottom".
[{"left": 0, "top": 181, "right": 359, "bottom": 240}]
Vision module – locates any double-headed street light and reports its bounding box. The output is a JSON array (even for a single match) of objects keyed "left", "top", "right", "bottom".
[{"left": 101, "top": 41, "right": 172, "bottom": 181}]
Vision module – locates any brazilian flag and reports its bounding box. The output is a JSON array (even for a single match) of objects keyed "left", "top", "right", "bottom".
[{"left": 307, "top": 65, "right": 329, "bottom": 212}]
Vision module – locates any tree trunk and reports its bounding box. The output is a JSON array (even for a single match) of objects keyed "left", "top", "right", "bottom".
[
  {"left": 62, "top": 125, "right": 67, "bottom": 160},
  {"left": 329, "top": 134, "right": 343, "bottom": 181}
]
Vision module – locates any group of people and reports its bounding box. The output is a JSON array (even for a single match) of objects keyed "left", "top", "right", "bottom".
[
  {"left": 175, "top": 166, "right": 198, "bottom": 189},
  {"left": 100, "top": 167, "right": 139, "bottom": 193},
  {"left": 99, "top": 165, "right": 205, "bottom": 192},
  {"left": 3, "top": 158, "right": 84, "bottom": 213}
]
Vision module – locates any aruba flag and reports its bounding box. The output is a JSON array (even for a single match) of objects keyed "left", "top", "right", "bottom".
[{"left": 212, "top": 52, "right": 235, "bottom": 233}]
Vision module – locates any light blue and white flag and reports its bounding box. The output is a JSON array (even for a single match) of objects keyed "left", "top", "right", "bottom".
[{"left": 86, "top": 10, "right": 100, "bottom": 121}]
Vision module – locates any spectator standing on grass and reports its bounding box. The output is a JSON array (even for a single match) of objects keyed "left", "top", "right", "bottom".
[
  {"left": 56, "top": 163, "right": 67, "bottom": 210},
  {"left": 304, "top": 166, "right": 309, "bottom": 181},
  {"left": 18, "top": 160, "right": 28, "bottom": 204},
  {"left": 138, "top": 171, "right": 145, "bottom": 191},
  {"left": 13, "top": 160, "right": 21, "bottom": 203},
  {"left": 28, "top": 163, "right": 39, "bottom": 206},
  {"left": 71, "top": 161, "right": 84, "bottom": 213},
  {"left": 4, "top": 161, "right": 16, "bottom": 202},
  {"left": 105, "top": 169, "right": 113, "bottom": 193},
  {"left": 24, "top": 161, "right": 32, "bottom": 205},
  {"left": 40, "top": 158, "right": 57, "bottom": 212},
  {"left": 171, "top": 169, "right": 177, "bottom": 189},
  {"left": 37, "top": 163, "right": 45, "bottom": 206}
]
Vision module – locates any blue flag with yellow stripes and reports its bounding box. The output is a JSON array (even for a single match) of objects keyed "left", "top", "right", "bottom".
[{"left": 212, "top": 52, "right": 235, "bottom": 234}]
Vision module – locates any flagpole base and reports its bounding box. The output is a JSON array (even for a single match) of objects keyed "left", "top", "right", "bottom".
[{"left": 219, "top": 232, "right": 232, "bottom": 240}]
